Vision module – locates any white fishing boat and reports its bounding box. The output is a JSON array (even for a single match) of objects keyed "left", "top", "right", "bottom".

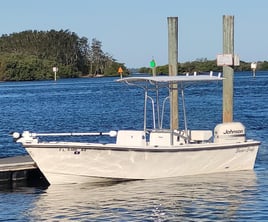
[{"left": 13, "top": 74, "right": 260, "bottom": 185}]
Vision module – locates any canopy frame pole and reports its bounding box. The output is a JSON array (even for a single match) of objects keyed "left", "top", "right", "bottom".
[
  {"left": 181, "top": 85, "right": 189, "bottom": 143},
  {"left": 143, "top": 87, "right": 148, "bottom": 131}
]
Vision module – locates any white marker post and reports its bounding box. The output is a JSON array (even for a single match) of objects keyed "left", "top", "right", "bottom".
[
  {"left": 251, "top": 62, "right": 257, "bottom": 78},
  {"left": 53, "top": 67, "right": 58, "bottom": 81}
]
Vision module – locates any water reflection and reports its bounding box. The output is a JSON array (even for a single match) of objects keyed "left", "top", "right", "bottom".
[{"left": 28, "top": 171, "right": 264, "bottom": 221}]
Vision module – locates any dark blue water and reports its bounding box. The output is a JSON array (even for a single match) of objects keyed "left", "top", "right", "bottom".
[{"left": 0, "top": 71, "right": 268, "bottom": 221}]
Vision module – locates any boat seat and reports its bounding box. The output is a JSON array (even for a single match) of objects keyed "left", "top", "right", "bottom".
[
  {"left": 189, "top": 130, "right": 212, "bottom": 142},
  {"left": 149, "top": 131, "right": 171, "bottom": 146},
  {"left": 116, "top": 130, "right": 146, "bottom": 146},
  {"left": 173, "top": 130, "right": 212, "bottom": 144},
  {"left": 149, "top": 130, "right": 212, "bottom": 146}
]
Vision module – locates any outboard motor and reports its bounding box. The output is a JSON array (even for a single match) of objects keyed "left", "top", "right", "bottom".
[{"left": 214, "top": 122, "right": 246, "bottom": 143}]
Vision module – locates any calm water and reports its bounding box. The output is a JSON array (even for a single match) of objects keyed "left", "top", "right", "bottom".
[{"left": 0, "top": 72, "right": 267, "bottom": 221}]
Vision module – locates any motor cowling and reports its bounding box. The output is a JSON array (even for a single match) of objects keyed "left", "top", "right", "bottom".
[{"left": 214, "top": 122, "right": 246, "bottom": 143}]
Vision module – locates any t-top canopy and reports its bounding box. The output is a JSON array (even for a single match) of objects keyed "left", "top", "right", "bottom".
[{"left": 117, "top": 74, "right": 223, "bottom": 85}]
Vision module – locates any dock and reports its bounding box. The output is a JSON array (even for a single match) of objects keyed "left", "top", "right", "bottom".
[{"left": 0, "top": 155, "right": 49, "bottom": 187}]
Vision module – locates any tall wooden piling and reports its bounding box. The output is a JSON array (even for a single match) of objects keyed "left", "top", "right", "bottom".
[
  {"left": 222, "top": 15, "right": 234, "bottom": 122},
  {"left": 167, "top": 17, "right": 179, "bottom": 131}
]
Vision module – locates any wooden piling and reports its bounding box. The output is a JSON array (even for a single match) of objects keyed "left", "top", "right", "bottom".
[
  {"left": 150, "top": 59, "right": 157, "bottom": 76},
  {"left": 222, "top": 15, "right": 234, "bottom": 122},
  {"left": 167, "top": 17, "right": 179, "bottom": 131},
  {"left": 152, "top": 67, "right": 156, "bottom": 76}
]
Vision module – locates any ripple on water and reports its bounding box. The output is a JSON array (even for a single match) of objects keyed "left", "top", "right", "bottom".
[{"left": 4, "top": 171, "right": 261, "bottom": 221}]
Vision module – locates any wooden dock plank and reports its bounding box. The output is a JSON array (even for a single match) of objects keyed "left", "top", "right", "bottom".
[
  {"left": 0, "top": 155, "right": 37, "bottom": 172},
  {"left": 0, "top": 155, "right": 49, "bottom": 186}
]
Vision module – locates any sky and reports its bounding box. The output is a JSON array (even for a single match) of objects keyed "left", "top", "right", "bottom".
[{"left": 0, "top": 0, "right": 267, "bottom": 68}]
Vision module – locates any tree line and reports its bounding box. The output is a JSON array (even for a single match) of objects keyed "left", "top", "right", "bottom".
[
  {"left": 138, "top": 58, "right": 268, "bottom": 75},
  {"left": 0, "top": 30, "right": 126, "bottom": 81}
]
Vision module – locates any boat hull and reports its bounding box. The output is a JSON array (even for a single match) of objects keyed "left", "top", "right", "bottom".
[{"left": 25, "top": 141, "right": 260, "bottom": 185}]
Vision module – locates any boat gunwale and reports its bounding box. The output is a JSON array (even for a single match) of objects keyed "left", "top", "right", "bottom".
[{"left": 24, "top": 140, "right": 260, "bottom": 153}]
